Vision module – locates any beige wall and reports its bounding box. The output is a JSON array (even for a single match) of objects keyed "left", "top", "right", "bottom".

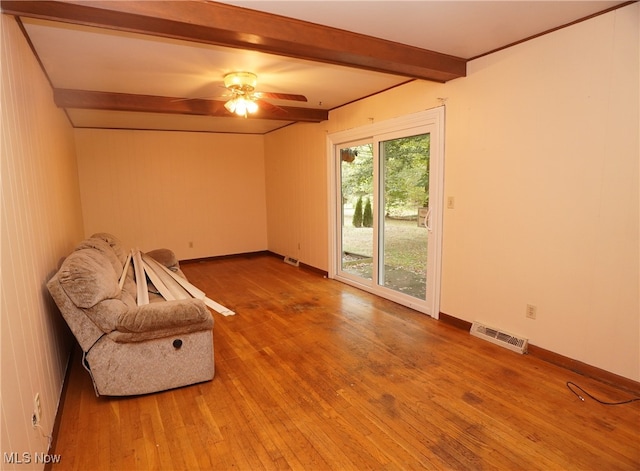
[
  {"left": 1, "top": 14, "right": 85, "bottom": 469},
  {"left": 264, "top": 124, "right": 328, "bottom": 269},
  {"left": 264, "top": 4, "right": 639, "bottom": 381},
  {"left": 74, "top": 130, "right": 267, "bottom": 260},
  {"left": 440, "top": 4, "right": 639, "bottom": 381}
]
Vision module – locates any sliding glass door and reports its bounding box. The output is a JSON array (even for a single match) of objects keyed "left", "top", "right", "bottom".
[
  {"left": 378, "top": 133, "right": 430, "bottom": 301},
  {"left": 331, "top": 109, "right": 444, "bottom": 317},
  {"left": 338, "top": 142, "right": 374, "bottom": 283}
]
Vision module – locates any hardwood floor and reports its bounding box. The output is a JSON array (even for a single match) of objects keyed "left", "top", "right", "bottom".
[{"left": 50, "top": 255, "right": 639, "bottom": 470}]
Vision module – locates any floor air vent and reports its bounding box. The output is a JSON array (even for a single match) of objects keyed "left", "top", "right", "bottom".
[
  {"left": 470, "top": 321, "right": 528, "bottom": 354},
  {"left": 284, "top": 256, "right": 300, "bottom": 267}
]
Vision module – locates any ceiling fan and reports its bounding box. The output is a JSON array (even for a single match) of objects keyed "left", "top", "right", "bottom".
[{"left": 222, "top": 71, "right": 307, "bottom": 117}]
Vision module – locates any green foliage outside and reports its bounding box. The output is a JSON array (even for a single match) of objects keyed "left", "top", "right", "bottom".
[
  {"left": 341, "top": 145, "right": 373, "bottom": 207},
  {"left": 341, "top": 134, "right": 430, "bottom": 220},
  {"left": 381, "top": 134, "right": 430, "bottom": 215},
  {"left": 352, "top": 196, "right": 363, "bottom": 228},
  {"left": 363, "top": 198, "right": 373, "bottom": 228}
]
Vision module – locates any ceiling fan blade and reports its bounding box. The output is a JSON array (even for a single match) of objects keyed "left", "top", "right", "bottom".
[
  {"left": 172, "top": 93, "right": 229, "bottom": 103},
  {"left": 171, "top": 96, "right": 205, "bottom": 103},
  {"left": 172, "top": 85, "right": 232, "bottom": 102},
  {"left": 256, "top": 91, "right": 307, "bottom": 102},
  {"left": 256, "top": 99, "right": 287, "bottom": 114}
]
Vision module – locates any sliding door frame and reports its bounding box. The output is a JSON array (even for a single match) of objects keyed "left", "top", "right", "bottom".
[{"left": 327, "top": 107, "right": 445, "bottom": 318}]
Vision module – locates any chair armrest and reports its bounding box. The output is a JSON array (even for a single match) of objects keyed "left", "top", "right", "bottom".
[
  {"left": 146, "top": 248, "right": 180, "bottom": 271},
  {"left": 116, "top": 298, "right": 212, "bottom": 334}
]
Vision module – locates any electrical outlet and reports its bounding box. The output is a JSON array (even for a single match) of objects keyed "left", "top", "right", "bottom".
[
  {"left": 32, "top": 393, "right": 42, "bottom": 427},
  {"left": 526, "top": 304, "right": 537, "bottom": 320}
]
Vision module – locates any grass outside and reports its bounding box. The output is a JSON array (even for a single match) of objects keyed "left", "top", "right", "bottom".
[
  {"left": 341, "top": 207, "right": 428, "bottom": 299},
  {"left": 342, "top": 207, "right": 427, "bottom": 272}
]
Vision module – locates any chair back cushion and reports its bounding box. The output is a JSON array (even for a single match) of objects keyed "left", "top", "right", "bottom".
[{"left": 58, "top": 249, "right": 120, "bottom": 309}]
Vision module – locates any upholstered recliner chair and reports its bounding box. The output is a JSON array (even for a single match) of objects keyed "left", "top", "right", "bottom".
[{"left": 47, "top": 233, "right": 214, "bottom": 396}]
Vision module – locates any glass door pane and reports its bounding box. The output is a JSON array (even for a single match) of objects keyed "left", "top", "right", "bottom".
[
  {"left": 339, "top": 144, "right": 373, "bottom": 281},
  {"left": 331, "top": 108, "right": 444, "bottom": 317},
  {"left": 378, "top": 133, "right": 430, "bottom": 300}
]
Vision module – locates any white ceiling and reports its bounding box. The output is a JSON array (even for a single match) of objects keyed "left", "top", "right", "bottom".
[
  {"left": 220, "top": 1, "right": 625, "bottom": 58},
  {"left": 13, "top": 1, "right": 628, "bottom": 134}
]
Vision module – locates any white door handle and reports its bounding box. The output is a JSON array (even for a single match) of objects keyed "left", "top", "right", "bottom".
[{"left": 422, "top": 208, "right": 432, "bottom": 231}]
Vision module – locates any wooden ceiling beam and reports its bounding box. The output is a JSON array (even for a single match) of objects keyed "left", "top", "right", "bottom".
[
  {"left": 52, "top": 89, "right": 329, "bottom": 123},
  {"left": 2, "top": 0, "right": 466, "bottom": 83}
]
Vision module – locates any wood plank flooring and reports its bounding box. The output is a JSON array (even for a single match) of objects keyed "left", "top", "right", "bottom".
[{"left": 50, "top": 255, "right": 640, "bottom": 470}]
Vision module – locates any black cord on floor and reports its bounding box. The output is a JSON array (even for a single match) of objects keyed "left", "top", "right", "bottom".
[{"left": 566, "top": 381, "right": 640, "bottom": 405}]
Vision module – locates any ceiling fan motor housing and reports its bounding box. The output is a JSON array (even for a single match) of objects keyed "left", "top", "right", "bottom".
[{"left": 224, "top": 72, "right": 257, "bottom": 93}]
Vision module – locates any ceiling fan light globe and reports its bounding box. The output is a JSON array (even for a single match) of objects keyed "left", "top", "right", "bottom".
[
  {"left": 234, "top": 100, "right": 248, "bottom": 116},
  {"left": 246, "top": 100, "right": 259, "bottom": 114},
  {"left": 224, "top": 99, "right": 236, "bottom": 113}
]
